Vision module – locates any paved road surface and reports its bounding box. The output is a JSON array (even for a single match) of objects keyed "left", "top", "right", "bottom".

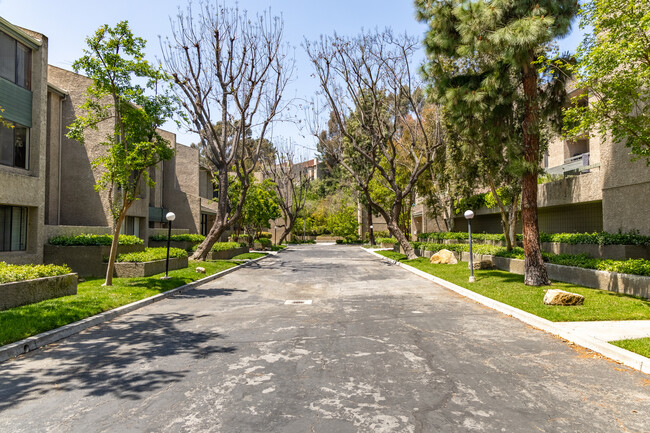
[{"left": 0, "top": 245, "right": 648, "bottom": 432}]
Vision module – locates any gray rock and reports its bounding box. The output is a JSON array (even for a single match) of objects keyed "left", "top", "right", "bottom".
[{"left": 196, "top": 267, "right": 206, "bottom": 274}]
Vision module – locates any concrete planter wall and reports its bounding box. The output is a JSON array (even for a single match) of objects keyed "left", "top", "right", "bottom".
[
  {"left": 43, "top": 244, "right": 145, "bottom": 277},
  {"left": 0, "top": 273, "right": 78, "bottom": 310},
  {"left": 418, "top": 237, "right": 648, "bottom": 260},
  {"left": 148, "top": 240, "right": 199, "bottom": 251},
  {"left": 206, "top": 246, "right": 249, "bottom": 260},
  {"left": 112, "top": 256, "right": 189, "bottom": 278},
  {"left": 540, "top": 242, "right": 649, "bottom": 261}
]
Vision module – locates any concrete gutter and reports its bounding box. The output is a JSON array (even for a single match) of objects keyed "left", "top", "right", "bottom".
[
  {"left": 364, "top": 248, "right": 649, "bottom": 375},
  {"left": 0, "top": 253, "right": 276, "bottom": 363}
]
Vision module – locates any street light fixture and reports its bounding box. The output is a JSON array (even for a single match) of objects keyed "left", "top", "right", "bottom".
[
  {"left": 369, "top": 224, "right": 374, "bottom": 246},
  {"left": 274, "top": 225, "right": 277, "bottom": 246},
  {"left": 162, "top": 211, "right": 176, "bottom": 280},
  {"left": 464, "top": 210, "right": 475, "bottom": 283}
]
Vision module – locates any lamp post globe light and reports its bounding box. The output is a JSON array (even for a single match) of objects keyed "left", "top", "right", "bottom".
[
  {"left": 464, "top": 210, "right": 475, "bottom": 283},
  {"left": 162, "top": 211, "right": 176, "bottom": 280}
]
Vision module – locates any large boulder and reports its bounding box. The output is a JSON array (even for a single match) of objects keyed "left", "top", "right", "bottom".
[
  {"left": 543, "top": 289, "right": 585, "bottom": 306},
  {"left": 430, "top": 249, "right": 458, "bottom": 264}
]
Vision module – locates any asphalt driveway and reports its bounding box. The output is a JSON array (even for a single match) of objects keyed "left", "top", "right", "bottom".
[{"left": 0, "top": 245, "right": 648, "bottom": 432}]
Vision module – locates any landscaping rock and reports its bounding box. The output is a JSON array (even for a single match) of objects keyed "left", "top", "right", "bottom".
[
  {"left": 543, "top": 289, "right": 585, "bottom": 306},
  {"left": 430, "top": 249, "right": 458, "bottom": 265},
  {"left": 471, "top": 259, "right": 495, "bottom": 270},
  {"left": 196, "top": 267, "right": 206, "bottom": 274}
]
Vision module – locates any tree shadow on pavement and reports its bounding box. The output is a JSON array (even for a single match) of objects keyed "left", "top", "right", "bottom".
[{"left": 0, "top": 310, "right": 237, "bottom": 410}]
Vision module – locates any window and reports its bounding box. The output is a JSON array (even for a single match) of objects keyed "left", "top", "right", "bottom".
[
  {"left": 0, "top": 206, "right": 27, "bottom": 251},
  {"left": 0, "top": 31, "right": 31, "bottom": 89},
  {"left": 120, "top": 216, "right": 141, "bottom": 238},
  {"left": 201, "top": 214, "right": 208, "bottom": 236},
  {"left": 0, "top": 121, "right": 29, "bottom": 169}
]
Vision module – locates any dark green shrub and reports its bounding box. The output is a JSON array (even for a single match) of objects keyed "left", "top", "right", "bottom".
[
  {"left": 149, "top": 234, "right": 205, "bottom": 242},
  {"left": 49, "top": 234, "right": 143, "bottom": 246}
]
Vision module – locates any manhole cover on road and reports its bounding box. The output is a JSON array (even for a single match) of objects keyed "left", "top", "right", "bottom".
[{"left": 284, "top": 300, "right": 312, "bottom": 305}]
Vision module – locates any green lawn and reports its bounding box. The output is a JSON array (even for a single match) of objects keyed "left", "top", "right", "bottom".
[
  {"left": 610, "top": 338, "right": 650, "bottom": 358},
  {"left": 376, "top": 251, "right": 650, "bottom": 323},
  {"left": 0, "top": 260, "right": 238, "bottom": 346},
  {"left": 231, "top": 252, "right": 267, "bottom": 260}
]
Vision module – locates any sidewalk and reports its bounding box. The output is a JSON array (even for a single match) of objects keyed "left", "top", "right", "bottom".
[{"left": 365, "top": 248, "right": 650, "bottom": 374}]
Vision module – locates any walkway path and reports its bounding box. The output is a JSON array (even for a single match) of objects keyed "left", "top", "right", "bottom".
[{"left": 0, "top": 245, "right": 648, "bottom": 432}]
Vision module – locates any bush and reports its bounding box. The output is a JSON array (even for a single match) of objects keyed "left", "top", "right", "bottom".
[
  {"left": 336, "top": 239, "right": 364, "bottom": 244},
  {"left": 0, "top": 262, "right": 73, "bottom": 283},
  {"left": 287, "top": 239, "right": 316, "bottom": 244},
  {"left": 376, "top": 237, "right": 398, "bottom": 245},
  {"left": 258, "top": 232, "right": 272, "bottom": 239},
  {"left": 116, "top": 247, "right": 187, "bottom": 263},
  {"left": 209, "top": 242, "right": 244, "bottom": 252},
  {"left": 149, "top": 234, "right": 205, "bottom": 242},
  {"left": 256, "top": 238, "right": 272, "bottom": 247},
  {"left": 49, "top": 234, "right": 143, "bottom": 246}
]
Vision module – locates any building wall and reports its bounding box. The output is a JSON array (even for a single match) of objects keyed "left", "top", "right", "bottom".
[
  {"left": 0, "top": 23, "right": 48, "bottom": 264},
  {"left": 601, "top": 136, "right": 650, "bottom": 235}
]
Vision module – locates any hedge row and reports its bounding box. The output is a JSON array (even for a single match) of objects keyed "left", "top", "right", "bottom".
[
  {"left": 49, "top": 234, "right": 143, "bottom": 246},
  {"left": 412, "top": 242, "right": 650, "bottom": 277},
  {"left": 0, "top": 262, "right": 72, "bottom": 284},
  {"left": 417, "top": 231, "right": 650, "bottom": 247},
  {"left": 149, "top": 234, "right": 205, "bottom": 242},
  {"left": 116, "top": 247, "right": 187, "bottom": 263},
  {"left": 375, "top": 237, "right": 398, "bottom": 245}
]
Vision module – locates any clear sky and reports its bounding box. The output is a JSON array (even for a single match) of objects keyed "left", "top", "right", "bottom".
[{"left": 1, "top": 0, "right": 584, "bottom": 155}]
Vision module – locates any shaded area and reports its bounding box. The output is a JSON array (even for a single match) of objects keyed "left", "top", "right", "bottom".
[{"left": 0, "top": 310, "right": 237, "bottom": 410}]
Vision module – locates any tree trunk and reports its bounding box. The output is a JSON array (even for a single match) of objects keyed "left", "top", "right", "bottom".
[
  {"left": 104, "top": 204, "right": 129, "bottom": 287},
  {"left": 367, "top": 202, "right": 375, "bottom": 245},
  {"left": 279, "top": 215, "right": 295, "bottom": 245},
  {"left": 521, "top": 60, "right": 550, "bottom": 286},
  {"left": 389, "top": 220, "right": 416, "bottom": 259},
  {"left": 192, "top": 171, "right": 230, "bottom": 261}
]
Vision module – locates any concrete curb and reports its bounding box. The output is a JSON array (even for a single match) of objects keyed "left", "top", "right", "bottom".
[
  {"left": 0, "top": 254, "right": 273, "bottom": 363},
  {"left": 364, "top": 248, "right": 649, "bottom": 375}
]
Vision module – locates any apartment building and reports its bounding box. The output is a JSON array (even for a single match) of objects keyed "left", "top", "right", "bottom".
[
  {"left": 413, "top": 86, "right": 650, "bottom": 237},
  {"left": 0, "top": 19, "right": 48, "bottom": 264}
]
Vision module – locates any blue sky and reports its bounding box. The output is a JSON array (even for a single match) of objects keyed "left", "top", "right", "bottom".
[{"left": 2, "top": 0, "right": 584, "bottom": 155}]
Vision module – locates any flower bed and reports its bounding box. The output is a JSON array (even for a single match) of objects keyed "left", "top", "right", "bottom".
[{"left": 0, "top": 263, "right": 77, "bottom": 310}]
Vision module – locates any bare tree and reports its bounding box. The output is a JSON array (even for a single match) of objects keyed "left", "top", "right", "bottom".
[
  {"left": 262, "top": 143, "right": 310, "bottom": 245},
  {"left": 162, "top": 3, "right": 293, "bottom": 260},
  {"left": 305, "top": 30, "right": 444, "bottom": 259}
]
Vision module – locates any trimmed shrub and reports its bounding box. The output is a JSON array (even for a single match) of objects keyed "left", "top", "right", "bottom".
[
  {"left": 0, "top": 262, "right": 72, "bottom": 284},
  {"left": 258, "top": 232, "right": 272, "bottom": 239},
  {"left": 49, "top": 234, "right": 143, "bottom": 246},
  {"left": 149, "top": 234, "right": 205, "bottom": 242},
  {"left": 376, "top": 237, "right": 398, "bottom": 245},
  {"left": 116, "top": 247, "right": 187, "bottom": 263},
  {"left": 210, "top": 242, "right": 244, "bottom": 252},
  {"left": 257, "top": 238, "right": 272, "bottom": 247}
]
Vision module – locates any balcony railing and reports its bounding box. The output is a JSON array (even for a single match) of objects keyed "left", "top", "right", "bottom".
[{"left": 545, "top": 153, "right": 598, "bottom": 176}]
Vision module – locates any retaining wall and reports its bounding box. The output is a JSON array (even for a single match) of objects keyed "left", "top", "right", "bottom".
[
  {"left": 206, "top": 246, "right": 249, "bottom": 260},
  {"left": 113, "top": 256, "right": 189, "bottom": 278},
  {"left": 43, "top": 244, "right": 145, "bottom": 277},
  {"left": 0, "top": 273, "right": 78, "bottom": 310}
]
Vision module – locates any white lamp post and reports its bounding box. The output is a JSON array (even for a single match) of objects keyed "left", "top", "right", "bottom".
[
  {"left": 464, "top": 210, "right": 475, "bottom": 283},
  {"left": 162, "top": 211, "right": 176, "bottom": 279}
]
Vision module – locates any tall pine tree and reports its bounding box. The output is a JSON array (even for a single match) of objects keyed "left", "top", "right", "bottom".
[{"left": 416, "top": 0, "right": 578, "bottom": 285}]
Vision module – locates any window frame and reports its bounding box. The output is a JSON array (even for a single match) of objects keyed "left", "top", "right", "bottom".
[
  {"left": 0, "top": 120, "right": 30, "bottom": 170},
  {"left": 0, "top": 205, "right": 28, "bottom": 252},
  {"left": 0, "top": 30, "right": 31, "bottom": 90}
]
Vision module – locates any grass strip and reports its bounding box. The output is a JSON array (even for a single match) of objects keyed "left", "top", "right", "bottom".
[
  {"left": 376, "top": 251, "right": 650, "bottom": 323},
  {"left": 610, "top": 338, "right": 650, "bottom": 358},
  {"left": 0, "top": 260, "right": 238, "bottom": 346}
]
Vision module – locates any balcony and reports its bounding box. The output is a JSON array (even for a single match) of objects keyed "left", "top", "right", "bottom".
[{"left": 546, "top": 153, "right": 598, "bottom": 176}]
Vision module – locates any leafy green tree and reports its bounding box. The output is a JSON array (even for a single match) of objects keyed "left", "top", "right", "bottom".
[
  {"left": 230, "top": 177, "right": 281, "bottom": 246},
  {"left": 563, "top": 0, "right": 650, "bottom": 163},
  {"left": 417, "top": 0, "right": 578, "bottom": 285},
  {"left": 67, "top": 22, "right": 176, "bottom": 286}
]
